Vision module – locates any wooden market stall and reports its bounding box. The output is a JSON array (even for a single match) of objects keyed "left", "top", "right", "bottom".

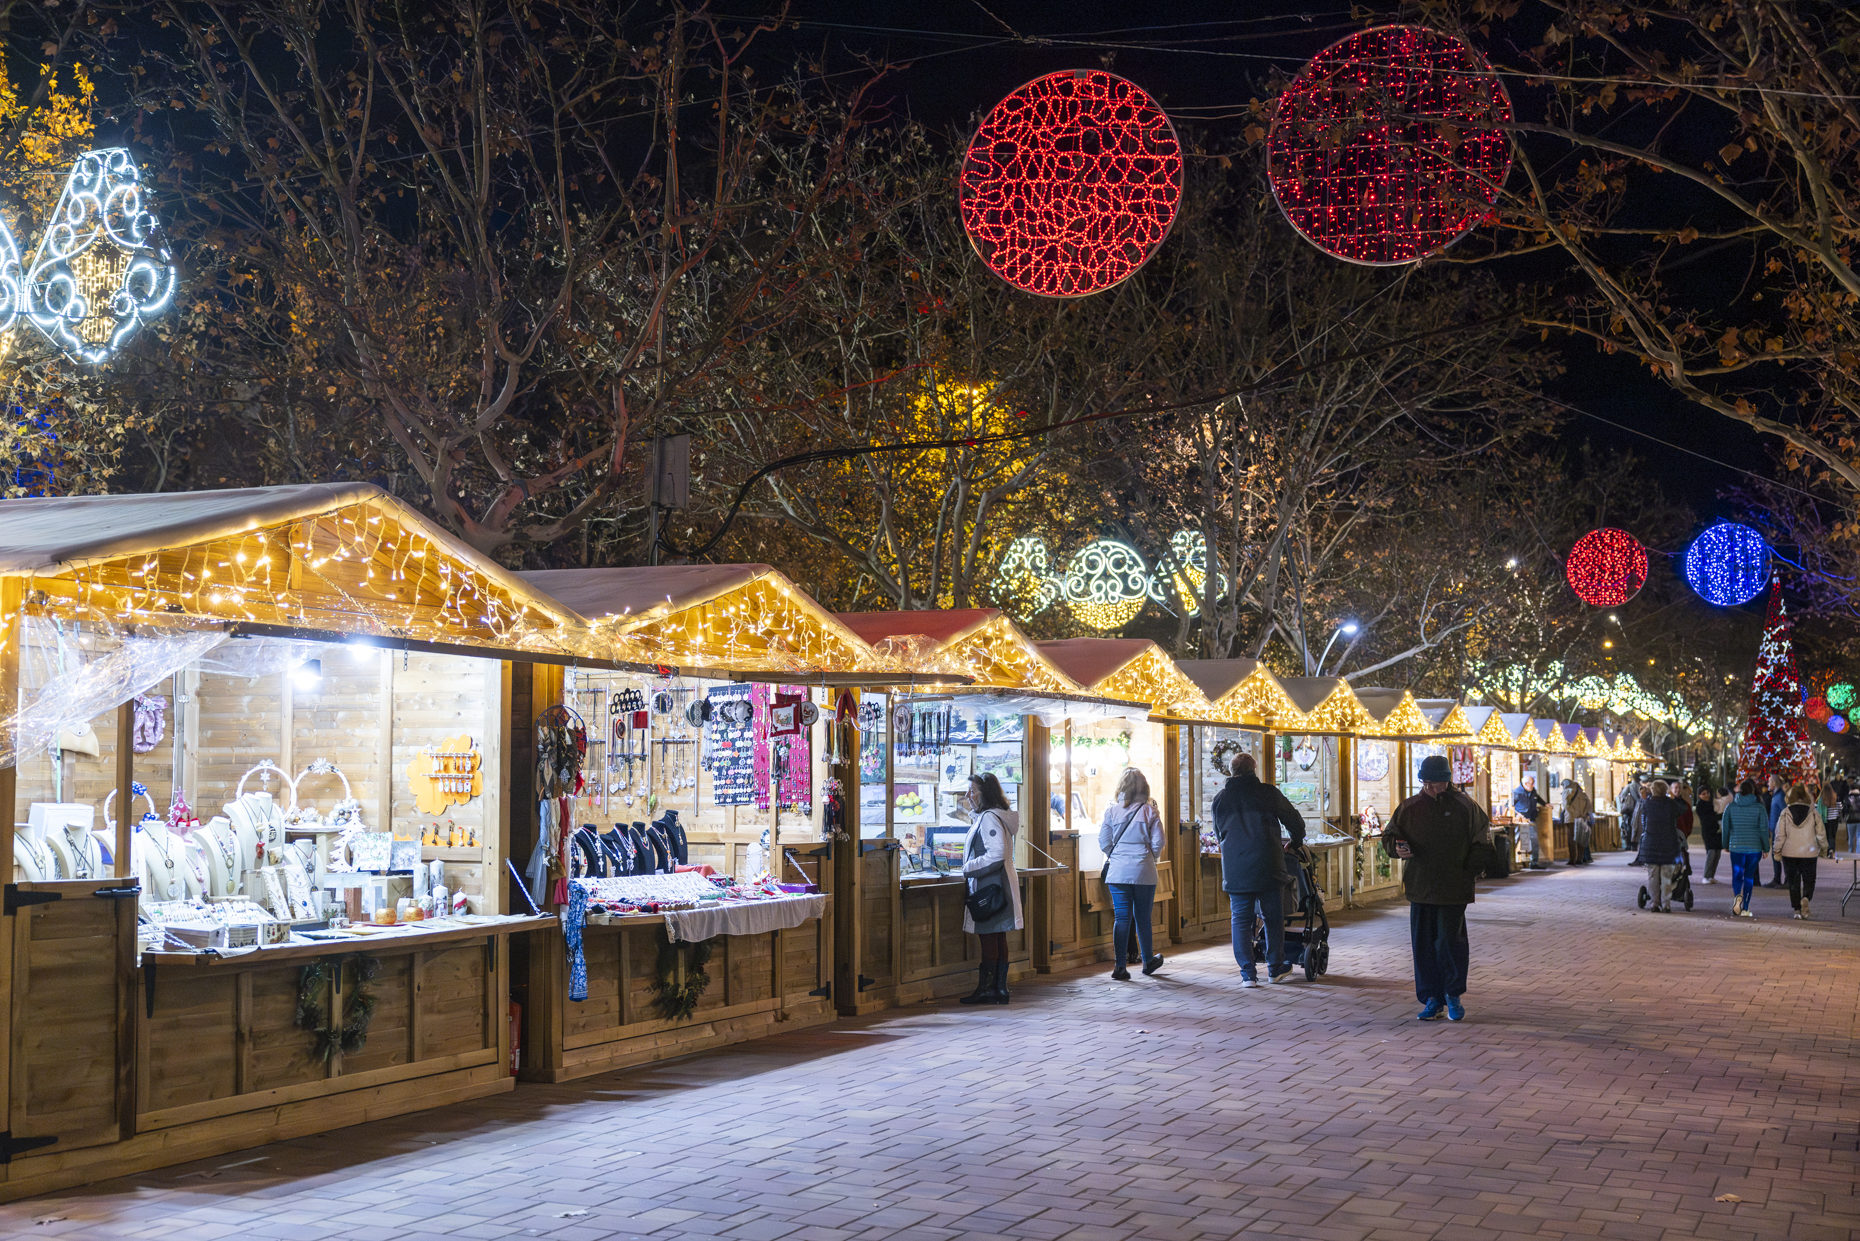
[
  {"left": 507, "top": 564, "right": 867, "bottom": 1078},
  {"left": 0, "top": 484, "right": 571, "bottom": 1201},
  {"left": 827, "top": 610, "right": 1128, "bottom": 1008},
  {"left": 1032, "top": 638, "right": 1218, "bottom": 970},
  {"left": 1346, "top": 689, "right": 1440, "bottom": 904}
]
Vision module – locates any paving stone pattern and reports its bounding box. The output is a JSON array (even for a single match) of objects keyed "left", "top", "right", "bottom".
[{"left": 4, "top": 852, "right": 1858, "bottom": 1240}]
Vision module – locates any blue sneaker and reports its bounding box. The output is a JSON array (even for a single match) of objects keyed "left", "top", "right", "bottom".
[
  {"left": 1446, "top": 998, "right": 1465, "bottom": 1022},
  {"left": 1418, "top": 999, "right": 1445, "bottom": 1021}
]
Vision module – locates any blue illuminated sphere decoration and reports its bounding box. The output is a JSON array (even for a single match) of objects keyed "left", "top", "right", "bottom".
[
  {"left": 1830, "top": 714, "right": 1849, "bottom": 735},
  {"left": 1684, "top": 522, "right": 1769, "bottom": 606}
]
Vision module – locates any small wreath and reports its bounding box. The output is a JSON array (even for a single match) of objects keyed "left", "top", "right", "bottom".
[
  {"left": 650, "top": 930, "right": 714, "bottom": 1022},
  {"left": 1209, "top": 738, "right": 1247, "bottom": 773},
  {"left": 296, "top": 955, "right": 381, "bottom": 1062}
]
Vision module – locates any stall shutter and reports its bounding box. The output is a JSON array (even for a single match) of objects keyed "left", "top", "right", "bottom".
[{"left": 8, "top": 880, "right": 136, "bottom": 1158}]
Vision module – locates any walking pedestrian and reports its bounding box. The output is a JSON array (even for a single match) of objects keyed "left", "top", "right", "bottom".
[
  {"left": 1633, "top": 780, "right": 1687, "bottom": 912},
  {"left": 1765, "top": 775, "right": 1787, "bottom": 887},
  {"left": 1774, "top": 783, "right": 1826, "bottom": 920},
  {"left": 1563, "top": 780, "right": 1593, "bottom": 864},
  {"left": 1721, "top": 779, "right": 1772, "bottom": 918},
  {"left": 958, "top": 773, "right": 1021, "bottom": 1005},
  {"left": 1841, "top": 781, "right": 1860, "bottom": 859},
  {"left": 1213, "top": 753, "right": 1306, "bottom": 987},
  {"left": 1827, "top": 779, "right": 1848, "bottom": 860},
  {"left": 1383, "top": 754, "right": 1496, "bottom": 1022},
  {"left": 1696, "top": 786, "right": 1724, "bottom": 883},
  {"left": 1619, "top": 777, "right": 1641, "bottom": 848},
  {"left": 1512, "top": 774, "right": 1549, "bottom": 869},
  {"left": 1098, "top": 767, "right": 1167, "bottom": 980}
]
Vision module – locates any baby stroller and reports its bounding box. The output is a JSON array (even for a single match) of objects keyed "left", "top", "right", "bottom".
[
  {"left": 1638, "top": 846, "right": 1695, "bottom": 911},
  {"left": 1250, "top": 843, "right": 1331, "bottom": 981}
]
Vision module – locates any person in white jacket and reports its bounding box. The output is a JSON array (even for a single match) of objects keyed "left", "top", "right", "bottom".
[
  {"left": 1775, "top": 783, "right": 1826, "bottom": 919},
  {"left": 1098, "top": 768, "right": 1167, "bottom": 980},
  {"left": 958, "top": 772, "right": 1022, "bottom": 1005}
]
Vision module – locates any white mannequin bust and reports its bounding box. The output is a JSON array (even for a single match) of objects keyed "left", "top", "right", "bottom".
[
  {"left": 193, "top": 816, "right": 242, "bottom": 899},
  {"left": 43, "top": 818, "right": 102, "bottom": 882},
  {"left": 136, "top": 819, "right": 202, "bottom": 902},
  {"left": 14, "top": 820, "right": 57, "bottom": 881},
  {"left": 223, "top": 797, "right": 265, "bottom": 878}
]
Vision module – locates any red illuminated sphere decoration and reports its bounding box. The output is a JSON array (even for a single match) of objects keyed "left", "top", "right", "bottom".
[
  {"left": 959, "top": 70, "right": 1182, "bottom": 298},
  {"left": 1566, "top": 529, "right": 1649, "bottom": 607},
  {"left": 1806, "top": 694, "right": 1832, "bottom": 723},
  {"left": 1267, "top": 25, "right": 1512, "bottom": 265}
]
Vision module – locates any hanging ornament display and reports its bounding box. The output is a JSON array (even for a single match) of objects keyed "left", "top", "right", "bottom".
[
  {"left": 1266, "top": 25, "right": 1512, "bottom": 266},
  {"left": 25, "top": 148, "right": 177, "bottom": 364},
  {"left": 1683, "top": 521, "right": 1770, "bottom": 607},
  {"left": 1806, "top": 695, "right": 1832, "bottom": 723},
  {"left": 1062, "top": 539, "right": 1151, "bottom": 630},
  {"left": 995, "top": 535, "right": 1062, "bottom": 616},
  {"left": 1828, "top": 682, "right": 1856, "bottom": 712},
  {"left": 1735, "top": 579, "right": 1816, "bottom": 785},
  {"left": 1146, "top": 530, "right": 1227, "bottom": 616},
  {"left": 1355, "top": 742, "right": 1390, "bottom": 781},
  {"left": 1565, "top": 528, "right": 1649, "bottom": 607},
  {"left": 959, "top": 70, "right": 1182, "bottom": 297},
  {"left": 1830, "top": 715, "right": 1849, "bottom": 735}
]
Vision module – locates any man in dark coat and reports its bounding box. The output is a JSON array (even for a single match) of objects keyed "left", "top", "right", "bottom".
[
  {"left": 1212, "top": 752, "right": 1306, "bottom": 987},
  {"left": 1632, "top": 779, "right": 1687, "bottom": 911},
  {"left": 1384, "top": 754, "right": 1495, "bottom": 1022}
]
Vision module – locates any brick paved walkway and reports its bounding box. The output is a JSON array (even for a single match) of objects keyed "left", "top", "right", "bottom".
[{"left": 5, "top": 851, "right": 1858, "bottom": 1241}]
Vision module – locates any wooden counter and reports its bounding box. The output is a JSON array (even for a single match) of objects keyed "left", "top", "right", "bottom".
[
  {"left": 519, "top": 901, "right": 833, "bottom": 1083},
  {"left": 0, "top": 886, "right": 544, "bottom": 1203}
]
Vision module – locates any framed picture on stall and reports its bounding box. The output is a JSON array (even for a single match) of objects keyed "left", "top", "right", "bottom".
[
  {"left": 893, "top": 783, "right": 934, "bottom": 822},
  {"left": 974, "top": 742, "right": 1023, "bottom": 784},
  {"left": 948, "top": 704, "right": 988, "bottom": 744},
  {"left": 938, "top": 747, "right": 972, "bottom": 790},
  {"left": 984, "top": 714, "right": 1025, "bottom": 742}
]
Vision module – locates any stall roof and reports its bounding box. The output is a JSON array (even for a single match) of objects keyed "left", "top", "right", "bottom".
[
  {"left": 1034, "top": 638, "right": 1215, "bottom": 721},
  {"left": 1275, "top": 676, "right": 1375, "bottom": 733},
  {"left": 1354, "top": 688, "right": 1438, "bottom": 738},
  {"left": 1416, "top": 699, "right": 1476, "bottom": 739},
  {"left": 0, "top": 483, "right": 586, "bottom": 656},
  {"left": 523, "top": 564, "right": 872, "bottom": 674},
  {"left": 836, "top": 609, "right": 1076, "bottom": 693},
  {"left": 1175, "top": 659, "right": 1308, "bottom": 729}
]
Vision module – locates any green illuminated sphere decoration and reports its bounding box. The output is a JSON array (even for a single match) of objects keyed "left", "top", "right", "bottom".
[{"left": 1828, "top": 682, "right": 1856, "bottom": 712}]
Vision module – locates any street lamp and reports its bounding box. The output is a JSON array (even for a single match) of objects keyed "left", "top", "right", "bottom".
[{"left": 1317, "top": 622, "right": 1358, "bottom": 676}]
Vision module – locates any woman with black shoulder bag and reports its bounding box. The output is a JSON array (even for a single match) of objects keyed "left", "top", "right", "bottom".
[{"left": 958, "top": 773, "right": 1022, "bottom": 1006}]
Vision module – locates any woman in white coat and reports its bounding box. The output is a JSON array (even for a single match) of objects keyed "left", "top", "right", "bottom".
[
  {"left": 1098, "top": 768, "right": 1166, "bottom": 980},
  {"left": 1775, "top": 782, "right": 1826, "bottom": 919},
  {"left": 959, "top": 772, "right": 1022, "bottom": 1005}
]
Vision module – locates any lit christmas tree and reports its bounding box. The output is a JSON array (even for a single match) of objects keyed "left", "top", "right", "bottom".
[{"left": 1736, "top": 579, "right": 1816, "bottom": 785}]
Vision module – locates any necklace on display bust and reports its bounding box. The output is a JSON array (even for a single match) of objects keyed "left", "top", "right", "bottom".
[
  {"left": 62, "top": 827, "right": 96, "bottom": 879},
  {"left": 140, "top": 828, "right": 184, "bottom": 898},
  {"left": 15, "top": 833, "right": 54, "bottom": 879}
]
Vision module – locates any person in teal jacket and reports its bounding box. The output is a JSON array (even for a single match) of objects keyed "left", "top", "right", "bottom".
[{"left": 1721, "top": 780, "right": 1773, "bottom": 918}]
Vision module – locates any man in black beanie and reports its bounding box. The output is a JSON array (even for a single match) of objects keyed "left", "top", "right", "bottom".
[{"left": 1383, "top": 753, "right": 1495, "bottom": 1022}]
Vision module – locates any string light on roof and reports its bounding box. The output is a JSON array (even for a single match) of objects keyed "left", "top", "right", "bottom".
[
  {"left": 25, "top": 148, "right": 177, "bottom": 363},
  {"left": 1565, "top": 528, "right": 1649, "bottom": 607},
  {"left": 1063, "top": 539, "right": 1149, "bottom": 630},
  {"left": 1267, "top": 25, "right": 1512, "bottom": 266},
  {"left": 959, "top": 70, "right": 1183, "bottom": 297},
  {"left": 1684, "top": 521, "right": 1770, "bottom": 606}
]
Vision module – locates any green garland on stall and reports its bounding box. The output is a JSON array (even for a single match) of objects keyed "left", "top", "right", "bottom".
[
  {"left": 650, "top": 930, "right": 715, "bottom": 1022},
  {"left": 295, "top": 955, "right": 382, "bottom": 1062}
]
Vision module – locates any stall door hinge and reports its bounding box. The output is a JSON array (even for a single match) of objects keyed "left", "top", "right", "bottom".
[
  {"left": 808, "top": 984, "right": 831, "bottom": 999},
  {"left": 2, "top": 886, "right": 59, "bottom": 916},
  {"left": 0, "top": 1130, "right": 57, "bottom": 1163},
  {"left": 857, "top": 974, "right": 875, "bottom": 991}
]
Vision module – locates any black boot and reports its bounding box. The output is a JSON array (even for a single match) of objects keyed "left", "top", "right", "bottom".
[
  {"left": 959, "top": 963, "right": 997, "bottom": 1005},
  {"left": 990, "top": 958, "right": 1011, "bottom": 1004}
]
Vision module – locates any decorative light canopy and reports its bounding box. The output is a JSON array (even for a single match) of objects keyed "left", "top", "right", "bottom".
[
  {"left": 25, "top": 148, "right": 176, "bottom": 364},
  {"left": 1566, "top": 528, "right": 1649, "bottom": 607},
  {"left": 1266, "top": 25, "right": 1512, "bottom": 266},
  {"left": 1062, "top": 540, "right": 1150, "bottom": 630},
  {"left": 959, "top": 70, "right": 1182, "bottom": 297},
  {"left": 1829, "top": 682, "right": 1856, "bottom": 712},
  {"left": 1684, "top": 521, "right": 1770, "bottom": 607}
]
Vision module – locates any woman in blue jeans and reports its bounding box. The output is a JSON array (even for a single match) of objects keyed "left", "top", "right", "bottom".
[
  {"left": 1098, "top": 767, "right": 1166, "bottom": 980},
  {"left": 1720, "top": 778, "right": 1773, "bottom": 918}
]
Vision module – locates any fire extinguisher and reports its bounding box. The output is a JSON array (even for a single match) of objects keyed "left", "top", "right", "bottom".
[{"left": 509, "top": 1001, "right": 523, "bottom": 1076}]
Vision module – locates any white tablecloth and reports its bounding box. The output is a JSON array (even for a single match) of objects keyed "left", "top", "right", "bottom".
[{"left": 662, "top": 893, "right": 827, "bottom": 943}]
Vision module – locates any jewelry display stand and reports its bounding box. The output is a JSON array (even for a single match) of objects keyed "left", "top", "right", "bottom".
[{"left": 38, "top": 803, "right": 102, "bottom": 881}]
